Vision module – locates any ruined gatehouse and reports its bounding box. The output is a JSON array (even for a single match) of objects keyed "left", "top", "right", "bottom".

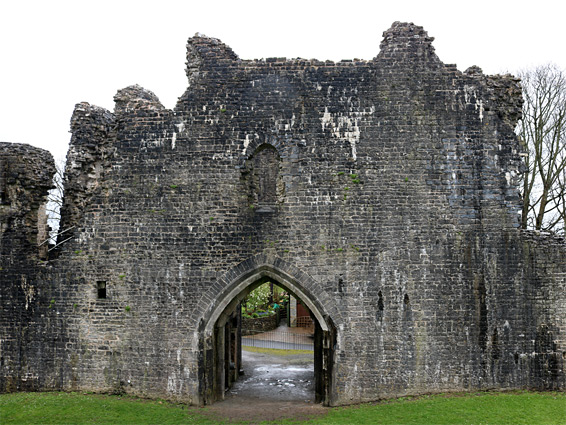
[{"left": 1, "top": 22, "right": 565, "bottom": 406}]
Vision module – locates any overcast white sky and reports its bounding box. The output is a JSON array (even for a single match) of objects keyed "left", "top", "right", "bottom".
[{"left": 1, "top": 0, "right": 565, "bottom": 161}]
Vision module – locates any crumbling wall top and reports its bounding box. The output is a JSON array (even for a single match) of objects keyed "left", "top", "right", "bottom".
[
  {"left": 186, "top": 34, "right": 239, "bottom": 86},
  {"left": 0, "top": 142, "right": 55, "bottom": 207},
  {"left": 58, "top": 103, "right": 115, "bottom": 239},
  {"left": 113, "top": 85, "right": 165, "bottom": 115},
  {"left": 181, "top": 21, "right": 454, "bottom": 86},
  {"left": 70, "top": 102, "right": 114, "bottom": 135},
  {"left": 377, "top": 21, "right": 439, "bottom": 63},
  {"left": 0, "top": 142, "right": 54, "bottom": 252}
]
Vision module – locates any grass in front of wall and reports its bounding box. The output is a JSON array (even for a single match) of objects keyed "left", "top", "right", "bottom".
[
  {"left": 1, "top": 390, "right": 565, "bottom": 425},
  {"left": 0, "top": 392, "right": 219, "bottom": 424},
  {"left": 295, "top": 390, "right": 566, "bottom": 425}
]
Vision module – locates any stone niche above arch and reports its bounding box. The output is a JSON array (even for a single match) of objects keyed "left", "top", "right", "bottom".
[{"left": 241, "top": 143, "right": 285, "bottom": 212}]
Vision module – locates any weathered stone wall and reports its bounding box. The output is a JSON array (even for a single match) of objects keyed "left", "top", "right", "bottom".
[
  {"left": 0, "top": 143, "right": 55, "bottom": 392},
  {"left": 514, "top": 231, "right": 566, "bottom": 389},
  {"left": 1, "top": 22, "right": 565, "bottom": 405},
  {"left": 242, "top": 314, "right": 278, "bottom": 334},
  {"left": 56, "top": 102, "right": 115, "bottom": 244}
]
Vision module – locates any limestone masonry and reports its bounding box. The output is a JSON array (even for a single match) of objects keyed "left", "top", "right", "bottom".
[{"left": 1, "top": 22, "right": 565, "bottom": 406}]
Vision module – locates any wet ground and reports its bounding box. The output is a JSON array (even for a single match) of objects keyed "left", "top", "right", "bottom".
[
  {"left": 203, "top": 348, "right": 326, "bottom": 423},
  {"left": 228, "top": 347, "right": 314, "bottom": 401}
]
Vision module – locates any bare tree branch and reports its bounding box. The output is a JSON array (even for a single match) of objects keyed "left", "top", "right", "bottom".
[
  {"left": 518, "top": 64, "right": 566, "bottom": 235},
  {"left": 45, "top": 157, "right": 66, "bottom": 246}
]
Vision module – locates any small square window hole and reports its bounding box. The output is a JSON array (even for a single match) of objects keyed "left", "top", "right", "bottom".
[{"left": 97, "top": 281, "right": 107, "bottom": 299}]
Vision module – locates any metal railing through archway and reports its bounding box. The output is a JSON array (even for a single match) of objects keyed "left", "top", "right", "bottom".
[{"left": 242, "top": 326, "right": 314, "bottom": 351}]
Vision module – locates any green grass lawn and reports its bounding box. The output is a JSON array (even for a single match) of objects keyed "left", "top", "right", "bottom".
[
  {"left": 304, "top": 391, "right": 566, "bottom": 425},
  {"left": 1, "top": 391, "right": 565, "bottom": 425},
  {"left": 0, "top": 392, "right": 217, "bottom": 425},
  {"left": 243, "top": 345, "right": 313, "bottom": 356}
]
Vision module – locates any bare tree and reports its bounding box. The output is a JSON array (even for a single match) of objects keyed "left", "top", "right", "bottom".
[
  {"left": 518, "top": 64, "right": 566, "bottom": 235},
  {"left": 40, "top": 157, "right": 76, "bottom": 253},
  {"left": 557, "top": 163, "right": 566, "bottom": 231},
  {"left": 45, "top": 158, "right": 65, "bottom": 247}
]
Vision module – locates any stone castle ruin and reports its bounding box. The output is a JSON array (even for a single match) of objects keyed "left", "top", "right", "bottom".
[{"left": 1, "top": 22, "right": 565, "bottom": 406}]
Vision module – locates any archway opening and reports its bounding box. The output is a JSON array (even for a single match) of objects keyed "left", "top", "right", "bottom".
[
  {"left": 199, "top": 268, "right": 336, "bottom": 407},
  {"left": 235, "top": 281, "right": 315, "bottom": 402}
]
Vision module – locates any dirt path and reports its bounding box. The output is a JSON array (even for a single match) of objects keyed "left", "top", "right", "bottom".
[
  {"left": 202, "top": 348, "right": 327, "bottom": 424},
  {"left": 203, "top": 397, "right": 326, "bottom": 423}
]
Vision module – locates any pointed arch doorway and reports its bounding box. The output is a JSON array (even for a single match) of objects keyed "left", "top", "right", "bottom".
[{"left": 198, "top": 263, "right": 337, "bottom": 406}]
